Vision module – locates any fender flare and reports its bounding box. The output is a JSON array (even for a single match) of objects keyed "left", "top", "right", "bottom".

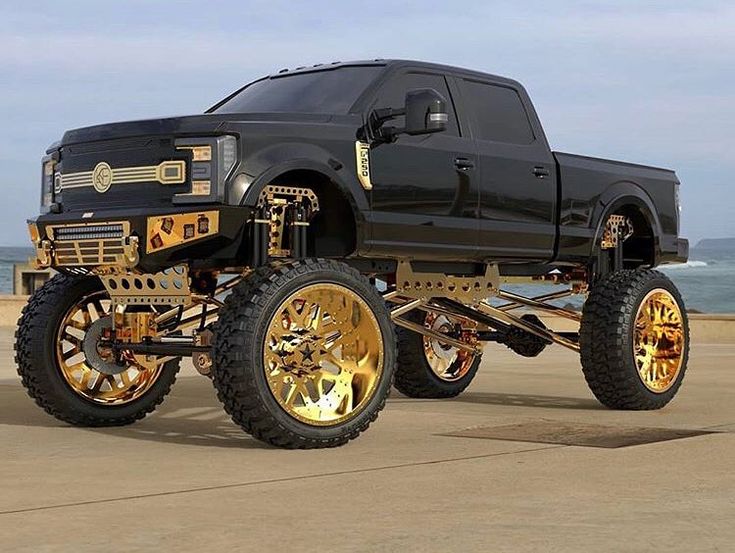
[
  {"left": 234, "top": 144, "right": 368, "bottom": 214},
  {"left": 590, "top": 181, "right": 663, "bottom": 255}
]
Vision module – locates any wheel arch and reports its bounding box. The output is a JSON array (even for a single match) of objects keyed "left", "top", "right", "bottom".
[
  {"left": 231, "top": 144, "right": 369, "bottom": 258},
  {"left": 269, "top": 169, "right": 361, "bottom": 257},
  {"left": 235, "top": 144, "right": 369, "bottom": 212},
  {"left": 591, "top": 182, "right": 664, "bottom": 266}
]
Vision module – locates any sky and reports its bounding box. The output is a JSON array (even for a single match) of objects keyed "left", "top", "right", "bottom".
[{"left": 1, "top": 0, "right": 733, "bottom": 247}]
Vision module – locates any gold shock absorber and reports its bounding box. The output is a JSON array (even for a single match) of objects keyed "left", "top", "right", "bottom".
[
  {"left": 601, "top": 214, "right": 633, "bottom": 250},
  {"left": 254, "top": 185, "right": 320, "bottom": 259}
]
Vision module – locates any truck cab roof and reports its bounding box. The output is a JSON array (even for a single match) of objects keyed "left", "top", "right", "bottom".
[{"left": 268, "top": 59, "right": 522, "bottom": 89}]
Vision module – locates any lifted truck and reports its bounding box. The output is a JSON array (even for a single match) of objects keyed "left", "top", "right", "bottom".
[{"left": 17, "top": 60, "right": 690, "bottom": 448}]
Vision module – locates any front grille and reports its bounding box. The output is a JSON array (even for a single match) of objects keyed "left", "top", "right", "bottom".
[
  {"left": 57, "top": 136, "right": 189, "bottom": 211},
  {"left": 54, "top": 240, "right": 127, "bottom": 266},
  {"left": 49, "top": 222, "right": 130, "bottom": 266}
]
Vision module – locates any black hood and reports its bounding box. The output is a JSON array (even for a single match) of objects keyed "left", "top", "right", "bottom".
[{"left": 58, "top": 112, "right": 333, "bottom": 148}]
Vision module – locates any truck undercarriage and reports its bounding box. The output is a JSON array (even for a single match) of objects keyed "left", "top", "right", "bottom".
[{"left": 18, "top": 187, "right": 688, "bottom": 448}]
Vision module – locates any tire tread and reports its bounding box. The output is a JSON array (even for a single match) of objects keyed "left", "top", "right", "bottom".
[
  {"left": 580, "top": 269, "right": 689, "bottom": 410},
  {"left": 212, "top": 258, "right": 395, "bottom": 449}
]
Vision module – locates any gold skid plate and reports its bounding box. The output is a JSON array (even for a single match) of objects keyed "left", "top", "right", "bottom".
[
  {"left": 99, "top": 266, "right": 191, "bottom": 307},
  {"left": 396, "top": 261, "right": 499, "bottom": 302}
]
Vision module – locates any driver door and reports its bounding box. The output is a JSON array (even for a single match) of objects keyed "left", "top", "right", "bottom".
[{"left": 365, "top": 69, "right": 480, "bottom": 261}]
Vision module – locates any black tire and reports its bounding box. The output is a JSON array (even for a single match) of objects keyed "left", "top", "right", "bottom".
[
  {"left": 580, "top": 269, "right": 689, "bottom": 410},
  {"left": 14, "top": 274, "right": 180, "bottom": 426},
  {"left": 211, "top": 258, "right": 396, "bottom": 449},
  {"left": 394, "top": 311, "right": 481, "bottom": 398}
]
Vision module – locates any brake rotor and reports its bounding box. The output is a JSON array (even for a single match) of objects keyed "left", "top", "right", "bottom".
[{"left": 81, "top": 317, "right": 128, "bottom": 375}]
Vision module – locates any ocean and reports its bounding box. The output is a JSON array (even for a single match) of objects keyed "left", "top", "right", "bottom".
[
  {"left": 0, "top": 246, "right": 730, "bottom": 313},
  {"left": 502, "top": 259, "right": 732, "bottom": 314}
]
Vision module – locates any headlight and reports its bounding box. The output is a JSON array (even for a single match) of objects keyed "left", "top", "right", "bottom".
[
  {"left": 174, "top": 135, "right": 238, "bottom": 204},
  {"left": 40, "top": 155, "right": 57, "bottom": 212}
]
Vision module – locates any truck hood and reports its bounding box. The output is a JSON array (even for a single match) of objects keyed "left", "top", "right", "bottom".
[{"left": 57, "top": 112, "right": 334, "bottom": 149}]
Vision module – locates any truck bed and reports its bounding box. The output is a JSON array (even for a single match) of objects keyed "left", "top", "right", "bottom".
[{"left": 552, "top": 151, "right": 682, "bottom": 263}]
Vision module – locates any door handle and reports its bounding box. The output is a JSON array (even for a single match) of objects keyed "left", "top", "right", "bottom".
[
  {"left": 454, "top": 157, "right": 475, "bottom": 170},
  {"left": 532, "top": 166, "right": 550, "bottom": 179}
]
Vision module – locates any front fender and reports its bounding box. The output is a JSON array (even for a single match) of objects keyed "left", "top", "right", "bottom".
[{"left": 232, "top": 142, "right": 369, "bottom": 213}]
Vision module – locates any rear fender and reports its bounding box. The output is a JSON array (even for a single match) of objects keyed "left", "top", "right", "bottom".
[{"left": 590, "top": 181, "right": 663, "bottom": 258}]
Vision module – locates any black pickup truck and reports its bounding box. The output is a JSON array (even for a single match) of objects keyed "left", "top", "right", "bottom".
[{"left": 18, "top": 60, "right": 689, "bottom": 448}]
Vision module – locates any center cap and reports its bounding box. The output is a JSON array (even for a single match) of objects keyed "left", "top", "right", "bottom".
[{"left": 276, "top": 333, "right": 327, "bottom": 373}]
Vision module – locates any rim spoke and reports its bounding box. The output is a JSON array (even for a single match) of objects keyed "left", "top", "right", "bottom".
[
  {"left": 283, "top": 381, "right": 300, "bottom": 406},
  {"left": 119, "top": 370, "right": 131, "bottom": 387},
  {"left": 62, "top": 333, "right": 82, "bottom": 349},
  {"left": 91, "top": 299, "right": 107, "bottom": 318},
  {"left": 62, "top": 346, "right": 82, "bottom": 361},
  {"left": 67, "top": 319, "right": 88, "bottom": 331},
  {"left": 285, "top": 303, "right": 308, "bottom": 328},
  {"left": 79, "top": 367, "right": 95, "bottom": 389}
]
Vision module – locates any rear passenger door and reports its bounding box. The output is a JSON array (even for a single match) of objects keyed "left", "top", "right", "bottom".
[{"left": 454, "top": 77, "right": 557, "bottom": 261}]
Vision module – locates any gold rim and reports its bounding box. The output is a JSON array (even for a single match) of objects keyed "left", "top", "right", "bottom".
[
  {"left": 263, "top": 283, "right": 384, "bottom": 426},
  {"left": 56, "top": 290, "right": 165, "bottom": 405},
  {"left": 633, "top": 288, "right": 686, "bottom": 393},
  {"left": 422, "top": 313, "right": 477, "bottom": 382}
]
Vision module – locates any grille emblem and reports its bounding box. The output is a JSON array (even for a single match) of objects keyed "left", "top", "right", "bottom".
[
  {"left": 59, "top": 160, "right": 186, "bottom": 191},
  {"left": 92, "top": 162, "right": 113, "bottom": 193}
]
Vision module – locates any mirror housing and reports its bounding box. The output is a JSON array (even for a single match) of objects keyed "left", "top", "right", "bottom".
[
  {"left": 368, "top": 87, "right": 449, "bottom": 143},
  {"left": 404, "top": 88, "right": 448, "bottom": 135}
]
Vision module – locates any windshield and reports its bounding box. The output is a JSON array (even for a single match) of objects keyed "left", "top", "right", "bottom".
[{"left": 212, "top": 66, "right": 383, "bottom": 115}]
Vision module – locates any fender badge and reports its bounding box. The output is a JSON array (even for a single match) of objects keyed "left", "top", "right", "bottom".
[{"left": 355, "top": 141, "right": 372, "bottom": 191}]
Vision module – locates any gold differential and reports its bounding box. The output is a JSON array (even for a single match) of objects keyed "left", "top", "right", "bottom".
[
  {"left": 633, "top": 288, "right": 685, "bottom": 393},
  {"left": 263, "top": 283, "right": 383, "bottom": 426}
]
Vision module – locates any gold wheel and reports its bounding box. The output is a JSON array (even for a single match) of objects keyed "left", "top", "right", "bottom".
[
  {"left": 263, "top": 283, "right": 384, "bottom": 426},
  {"left": 56, "top": 290, "right": 165, "bottom": 405},
  {"left": 422, "top": 313, "right": 477, "bottom": 382},
  {"left": 633, "top": 288, "right": 686, "bottom": 393}
]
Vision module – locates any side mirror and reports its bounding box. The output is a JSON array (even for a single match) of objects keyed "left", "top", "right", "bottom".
[
  {"left": 368, "top": 87, "right": 449, "bottom": 143},
  {"left": 404, "top": 88, "right": 448, "bottom": 135}
]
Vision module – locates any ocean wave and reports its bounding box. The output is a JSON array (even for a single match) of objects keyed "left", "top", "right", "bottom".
[{"left": 659, "top": 261, "right": 707, "bottom": 270}]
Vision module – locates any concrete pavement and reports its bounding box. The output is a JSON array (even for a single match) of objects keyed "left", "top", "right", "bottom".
[{"left": 1, "top": 326, "right": 734, "bottom": 552}]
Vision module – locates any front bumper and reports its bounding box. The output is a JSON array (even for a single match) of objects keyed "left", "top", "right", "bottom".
[{"left": 29, "top": 205, "right": 254, "bottom": 273}]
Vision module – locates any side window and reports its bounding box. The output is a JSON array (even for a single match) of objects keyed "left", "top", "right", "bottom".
[
  {"left": 458, "top": 80, "right": 534, "bottom": 144},
  {"left": 372, "top": 71, "right": 460, "bottom": 137}
]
